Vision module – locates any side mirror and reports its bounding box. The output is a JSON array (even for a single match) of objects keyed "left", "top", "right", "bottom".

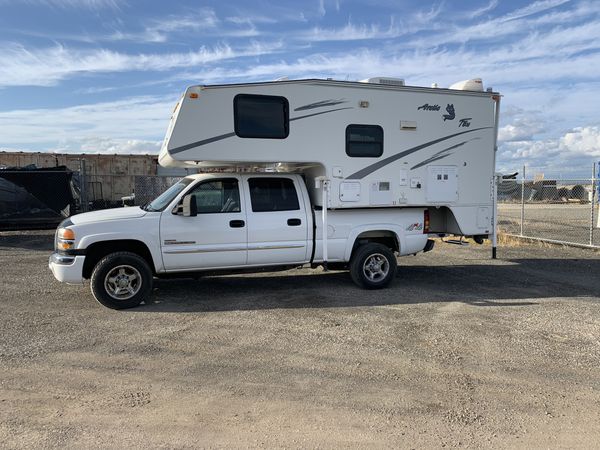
[{"left": 182, "top": 194, "right": 197, "bottom": 217}]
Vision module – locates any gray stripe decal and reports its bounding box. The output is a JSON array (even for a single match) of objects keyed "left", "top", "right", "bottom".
[
  {"left": 294, "top": 99, "right": 347, "bottom": 111},
  {"left": 170, "top": 132, "right": 236, "bottom": 155},
  {"left": 346, "top": 127, "right": 492, "bottom": 179},
  {"left": 289, "top": 107, "right": 354, "bottom": 121},
  {"left": 168, "top": 107, "right": 353, "bottom": 156},
  {"left": 410, "top": 138, "right": 480, "bottom": 170}
]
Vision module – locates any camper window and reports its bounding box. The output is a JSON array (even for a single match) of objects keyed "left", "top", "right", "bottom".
[
  {"left": 234, "top": 94, "right": 289, "bottom": 139},
  {"left": 248, "top": 178, "right": 300, "bottom": 212},
  {"left": 346, "top": 124, "right": 383, "bottom": 157},
  {"left": 187, "top": 178, "right": 241, "bottom": 214}
]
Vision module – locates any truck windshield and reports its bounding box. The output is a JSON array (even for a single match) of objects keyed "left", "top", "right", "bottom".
[{"left": 142, "top": 178, "right": 194, "bottom": 212}]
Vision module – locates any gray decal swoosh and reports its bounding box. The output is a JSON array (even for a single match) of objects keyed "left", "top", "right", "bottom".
[
  {"left": 168, "top": 107, "right": 353, "bottom": 156},
  {"left": 410, "top": 138, "right": 480, "bottom": 170},
  {"left": 294, "top": 99, "right": 347, "bottom": 111},
  {"left": 169, "top": 132, "right": 236, "bottom": 155},
  {"left": 290, "top": 107, "right": 354, "bottom": 121},
  {"left": 346, "top": 127, "right": 492, "bottom": 179}
]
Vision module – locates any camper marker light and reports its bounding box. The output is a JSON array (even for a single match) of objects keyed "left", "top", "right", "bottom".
[
  {"left": 423, "top": 210, "right": 430, "bottom": 234},
  {"left": 189, "top": 93, "right": 199, "bottom": 99}
]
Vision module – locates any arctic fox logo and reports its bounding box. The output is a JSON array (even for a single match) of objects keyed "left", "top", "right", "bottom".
[{"left": 443, "top": 104, "right": 455, "bottom": 121}]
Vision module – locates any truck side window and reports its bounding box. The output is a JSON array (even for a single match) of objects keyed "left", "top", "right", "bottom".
[
  {"left": 346, "top": 124, "right": 383, "bottom": 157},
  {"left": 248, "top": 178, "right": 300, "bottom": 212},
  {"left": 188, "top": 179, "right": 241, "bottom": 214},
  {"left": 234, "top": 94, "right": 289, "bottom": 139}
]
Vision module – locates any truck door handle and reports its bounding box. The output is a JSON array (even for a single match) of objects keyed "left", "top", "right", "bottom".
[
  {"left": 287, "top": 218, "right": 302, "bottom": 226},
  {"left": 229, "top": 220, "right": 245, "bottom": 228}
]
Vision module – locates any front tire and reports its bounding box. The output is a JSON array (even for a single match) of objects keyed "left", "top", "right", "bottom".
[
  {"left": 350, "top": 243, "right": 396, "bottom": 289},
  {"left": 90, "top": 251, "right": 153, "bottom": 309}
]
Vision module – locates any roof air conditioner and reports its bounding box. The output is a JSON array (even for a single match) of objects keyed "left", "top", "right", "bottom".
[
  {"left": 359, "top": 77, "right": 405, "bottom": 86},
  {"left": 449, "top": 78, "right": 484, "bottom": 91}
]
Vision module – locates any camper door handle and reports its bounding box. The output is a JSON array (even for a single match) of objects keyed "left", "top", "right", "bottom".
[
  {"left": 287, "top": 218, "right": 302, "bottom": 226},
  {"left": 229, "top": 220, "right": 245, "bottom": 228}
]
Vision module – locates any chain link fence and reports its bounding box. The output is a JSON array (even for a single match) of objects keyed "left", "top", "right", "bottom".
[
  {"left": 497, "top": 164, "right": 599, "bottom": 248},
  {"left": 79, "top": 174, "right": 182, "bottom": 210}
]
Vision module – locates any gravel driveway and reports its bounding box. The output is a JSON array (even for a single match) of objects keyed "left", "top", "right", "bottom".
[{"left": 1, "top": 231, "right": 599, "bottom": 448}]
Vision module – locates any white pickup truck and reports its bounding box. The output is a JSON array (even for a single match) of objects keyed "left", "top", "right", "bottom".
[{"left": 49, "top": 173, "right": 432, "bottom": 309}]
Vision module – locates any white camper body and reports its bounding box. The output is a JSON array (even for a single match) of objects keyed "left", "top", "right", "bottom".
[{"left": 160, "top": 78, "right": 500, "bottom": 237}]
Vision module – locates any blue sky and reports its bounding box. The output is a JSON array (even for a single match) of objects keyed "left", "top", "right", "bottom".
[{"left": 0, "top": 0, "right": 599, "bottom": 176}]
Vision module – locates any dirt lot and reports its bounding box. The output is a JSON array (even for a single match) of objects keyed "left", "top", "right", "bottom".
[
  {"left": 1, "top": 231, "right": 600, "bottom": 448},
  {"left": 498, "top": 202, "right": 600, "bottom": 247}
]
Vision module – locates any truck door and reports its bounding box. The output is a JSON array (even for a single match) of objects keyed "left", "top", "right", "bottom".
[
  {"left": 160, "top": 177, "right": 247, "bottom": 270},
  {"left": 244, "top": 176, "right": 309, "bottom": 265}
]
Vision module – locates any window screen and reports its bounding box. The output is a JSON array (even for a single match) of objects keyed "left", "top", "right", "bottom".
[
  {"left": 234, "top": 94, "right": 289, "bottom": 139},
  {"left": 188, "top": 179, "right": 241, "bottom": 214},
  {"left": 248, "top": 178, "right": 300, "bottom": 212},
  {"left": 346, "top": 124, "right": 384, "bottom": 157}
]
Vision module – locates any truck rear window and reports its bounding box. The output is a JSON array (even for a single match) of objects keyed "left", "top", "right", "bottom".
[{"left": 248, "top": 178, "right": 300, "bottom": 212}]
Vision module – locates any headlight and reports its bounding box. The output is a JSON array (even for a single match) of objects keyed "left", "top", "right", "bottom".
[{"left": 56, "top": 228, "right": 76, "bottom": 251}]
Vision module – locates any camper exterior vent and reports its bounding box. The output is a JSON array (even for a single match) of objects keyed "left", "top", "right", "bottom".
[
  {"left": 449, "top": 78, "right": 484, "bottom": 92},
  {"left": 360, "top": 77, "right": 405, "bottom": 86}
]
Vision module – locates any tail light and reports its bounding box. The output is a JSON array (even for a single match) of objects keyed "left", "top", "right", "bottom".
[{"left": 423, "top": 210, "right": 430, "bottom": 234}]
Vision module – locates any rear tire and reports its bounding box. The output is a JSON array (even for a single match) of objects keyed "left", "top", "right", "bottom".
[
  {"left": 90, "top": 251, "right": 153, "bottom": 310},
  {"left": 350, "top": 243, "right": 396, "bottom": 289}
]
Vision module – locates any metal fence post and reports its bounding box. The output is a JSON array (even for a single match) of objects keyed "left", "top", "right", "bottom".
[
  {"left": 591, "top": 162, "right": 596, "bottom": 246},
  {"left": 492, "top": 173, "right": 498, "bottom": 259},
  {"left": 520, "top": 165, "right": 525, "bottom": 237},
  {"left": 79, "top": 159, "right": 88, "bottom": 212}
]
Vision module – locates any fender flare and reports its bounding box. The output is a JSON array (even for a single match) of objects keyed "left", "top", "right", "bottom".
[
  {"left": 343, "top": 224, "right": 406, "bottom": 261},
  {"left": 78, "top": 233, "right": 164, "bottom": 272}
]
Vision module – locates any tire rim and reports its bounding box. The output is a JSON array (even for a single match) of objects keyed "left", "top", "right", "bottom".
[
  {"left": 362, "top": 253, "right": 389, "bottom": 282},
  {"left": 104, "top": 265, "right": 142, "bottom": 301}
]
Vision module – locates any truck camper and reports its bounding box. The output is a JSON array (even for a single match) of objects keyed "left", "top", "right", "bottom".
[{"left": 50, "top": 77, "right": 501, "bottom": 309}]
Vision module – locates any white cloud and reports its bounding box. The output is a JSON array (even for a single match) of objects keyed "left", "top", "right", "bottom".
[
  {"left": 318, "top": 0, "right": 326, "bottom": 17},
  {"left": 0, "top": 41, "right": 282, "bottom": 88},
  {"left": 109, "top": 8, "right": 220, "bottom": 43},
  {"left": 52, "top": 137, "right": 162, "bottom": 155},
  {"left": 499, "top": 119, "right": 546, "bottom": 142},
  {"left": 304, "top": 21, "right": 402, "bottom": 41},
  {"left": 0, "top": 96, "right": 176, "bottom": 148},
  {"left": 560, "top": 126, "right": 600, "bottom": 156},
  {"left": 498, "top": 125, "right": 600, "bottom": 176},
  {"left": 468, "top": 0, "right": 499, "bottom": 19},
  {"left": 500, "top": 0, "right": 571, "bottom": 22}
]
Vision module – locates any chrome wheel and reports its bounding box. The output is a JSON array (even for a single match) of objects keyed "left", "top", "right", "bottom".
[
  {"left": 362, "top": 253, "right": 389, "bottom": 282},
  {"left": 104, "top": 265, "right": 142, "bottom": 301}
]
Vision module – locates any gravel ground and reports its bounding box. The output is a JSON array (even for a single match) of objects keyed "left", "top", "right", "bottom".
[
  {"left": 498, "top": 203, "right": 600, "bottom": 247},
  {"left": 1, "top": 230, "right": 600, "bottom": 448}
]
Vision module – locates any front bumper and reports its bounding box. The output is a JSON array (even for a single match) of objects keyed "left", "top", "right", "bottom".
[{"left": 49, "top": 253, "right": 85, "bottom": 285}]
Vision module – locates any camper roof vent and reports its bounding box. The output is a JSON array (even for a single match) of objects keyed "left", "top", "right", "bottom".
[
  {"left": 449, "top": 78, "right": 484, "bottom": 91},
  {"left": 359, "top": 77, "right": 405, "bottom": 86}
]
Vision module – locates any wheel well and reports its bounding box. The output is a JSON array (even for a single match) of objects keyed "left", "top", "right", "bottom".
[
  {"left": 82, "top": 240, "right": 155, "bottom": 279},
  {"left": 352, "top": 230, "right": 399, "bottom": 257}
]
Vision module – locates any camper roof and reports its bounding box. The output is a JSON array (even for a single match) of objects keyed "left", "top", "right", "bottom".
[{"left": 192, "top": 78, "right": 498, "bottom": 97}]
